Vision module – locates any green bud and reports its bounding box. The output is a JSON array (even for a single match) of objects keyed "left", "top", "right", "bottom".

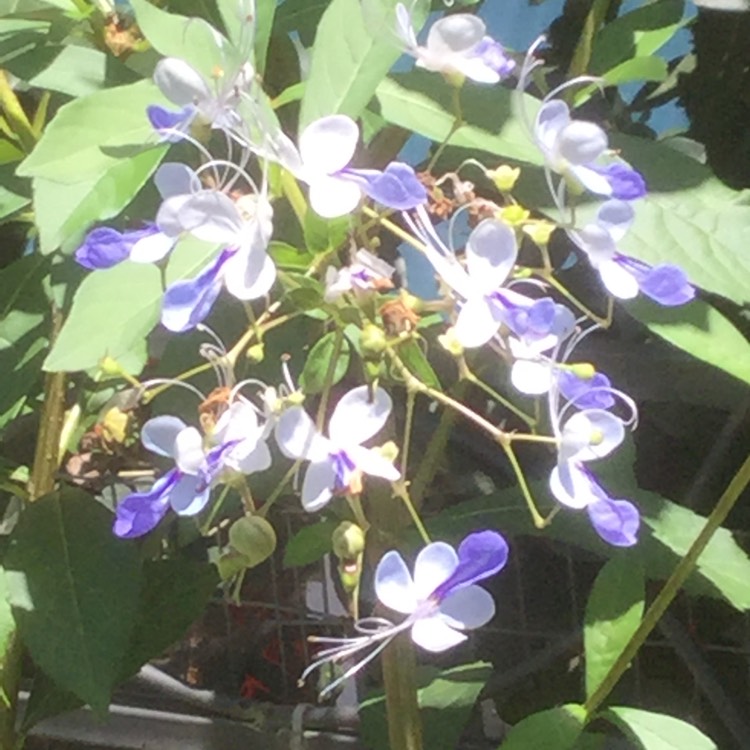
[
  {"left": 568, "top": 362, "right": 596, "bottom": 380},
  {"left": 246, "top": 343, "right": 265, "bottom": 363},
  {"left": 338, "top": 557, "right": 363, "bottom": 593},
  {"left": 99, "top": 355, "right": 123, "bottom": 376},
  {"left": 360, "top": 323, "right": 387, "bottom": 359},
  {"left": 331, "top": 521, "right": 366, "bottom": 559},
  {"left": 229, "top": 515, "right": 277, "bottom": 568}
]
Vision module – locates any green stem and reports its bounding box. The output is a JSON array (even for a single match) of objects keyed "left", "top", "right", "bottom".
[
  {"left": 426, "top": 85, "right": 463, "bottom": 173},
  {"left": 393, "top": 483, "right": 430, "bottom": 545},
  {"left": 583, "top": 451, "right": 750, "bottom": 718},
  {"left": 0, "top": 70, "right": 36, "bottom": 153},
  {"left": 462, "top": 366, "right": 536, "bottom": 429},
  {"left": 280, "top": 169, "right": 308, "bottom": 225},
  {"left": 498, "top": 439, "right": 546, "bottom": 529},
  {"left": 381, "top": 634, "right": 424, "bottom": 750},
  {"left": 316, "top": 330, "right": 344, "bottom": 430}
]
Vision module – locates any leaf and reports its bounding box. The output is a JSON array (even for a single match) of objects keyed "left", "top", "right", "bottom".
[
  {"left": 375, "top": 72, "right": 544, "bottom": 166},
  {"left": 624, "top": 297, "right": 750, "bottom": 387},
  {"left": 0, "top": 567, "right": 17, "bottom": 676},
  {"left": 43, "top": 262, "right": 162, "bottom": 374},
  {"left": 33, "top": 144, "right": 167, "bottom": 254},
  {"left": 604, "top": 707, "right": 718, "bottom": 749},
  {"left": 303, "top": 211, "right": 349, "bottom": 254},
  {"left": 299, "top": 331, "right": 351, "bottom": 394},
  {"left": 499, "top": 705, "right": 585, "bottom": 750},
  {"left": 299, "top": 0, "right": 428, "bottom": 129},
  {"left": 130, "top": 0, "right": 231, "bottom": 79},
  {"left": 284, "top": 520, "right": 339, "bottom": 567},
  {"left": 360, "top": 661, "right": 491, "bottom": 750},
  {"left": 584, "top": 556, "right": 645, "bottom": 698},
  {"left": 269, "top": 240, "right": 315, "bottom": 270},
  {"left": 18, "top": 80, "right": 166, "bottom": 184},
  {"left": 397, "top": 338, "right": 442, "bottom": 390},
  {"left": 4, "top": 488, "right": 142, "bottom": 713}
]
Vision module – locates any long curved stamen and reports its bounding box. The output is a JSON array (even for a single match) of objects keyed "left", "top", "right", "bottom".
[
  {"left": 557, "top": 385, "right": 639, "bottom": 430},
  {"left": 195, "top": 158, "right": 259, "bottom": 195},
  {"left": 139, "top": 378, "right": 207, "bottom": 402},
  {"left": 153, "top": 126, "right": 222, "bottom": 185}
]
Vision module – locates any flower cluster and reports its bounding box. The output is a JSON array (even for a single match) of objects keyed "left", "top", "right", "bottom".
[{"left": 80, "top": 7, "right": 700, "bottom": 698}]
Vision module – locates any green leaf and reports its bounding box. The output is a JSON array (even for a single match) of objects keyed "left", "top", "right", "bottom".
[
  {"left": 269, "top": 240, "right": 315, "bottom": 270},
  {"left": 604, "top": 707, "right": 717, "bottom": 749},
  {"left": 43, "top": 262, "right": 162, "bottom": 373},
  {"left": 624, "top": 297, "right": 750, "bottom": 387},
  {"left": 584, "top": 556, "right": 645, "bottom": 699},
  {"left": 0, "top": 567, "right": 17, "bottom": 676},
  {"left": 397, "top": 338, "right": 442, "bottom": 390},
  {"left": 303, "top": 211, "right": 349, "bottom": 254},
  {"left": 0, "top": 164, "right": 30, "bottom": 222},
  {"left": 361, "top": 661, "right": 491, "bottom": 750},
  {"left": 284, "top": 520, "right": 339, "bottom": 567},
  {"left": 18, "top": 80, "right": 166, "bottom": 184},
  {"left": 33, "top": 144, "right": 167, "bottom": 254},
  {"left": 299, "top": 0, "right": 428, "bottom": 129},
  {"left": 499, "top": 705, "right": 585, "bottom": 750},
  {"left": 375, "top": 72, "right": 544, "bottom": 166},
  {"left": 299, "top": 331, "right": 351, "bottom": 394},
  {"left": 130, "top": 0, "right": 231, "bottom": 79},
  {"left": 4, "top": 488, "right": 141, "bottom": 713}
]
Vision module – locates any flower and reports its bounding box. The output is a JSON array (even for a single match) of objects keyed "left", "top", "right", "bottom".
[
  {"left": 549, "top": 408, "right": 639, "bottom": 546},
  {"left": 160, "top": 189, "right": 275, "bottom": 332},
  {"left": 298, "top": 531, "right": 508, "bottom": 698},
  {"left": 114, "top": 404, "right": 270, "bottom": 539},
  {"left": 571, "top": 200, "right": 694, "bottom": 305},
  {"left": 324, "top": 249, "right": 395, "bottom": 302},
  {"left": 396, "top": 4, "right": 514, "bottom": 83},
  {"left": 147, "top": 57, "right": 251, "bottom": 138},
  {"left": 295, "top": 115, "right": 426, "bottom": 218},
  {"left": 375, "top": 530, "right": 508, "bottom": 651},
  {"left": 274, "top": 385, "right": 400, "bottom": 512}
]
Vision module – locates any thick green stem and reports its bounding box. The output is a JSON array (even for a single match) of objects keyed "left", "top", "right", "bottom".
[
  {"left": 583, "top": 451, "right": 750, "bottom": 719},
  {"left": 0, "top": 70, "right": 36, "bottom": 153},
  {"left": 382, "top": 634, "right": 424, "bottom": 750}
]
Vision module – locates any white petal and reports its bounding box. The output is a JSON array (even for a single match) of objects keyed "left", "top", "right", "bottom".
[
  {"left": 597, "top": 200, "right": 634, "bottom": 242},
  {"left": 275, "top": 407, "right": 330, "bottom": 461},
  {"left": 141, "top": 416, "right": 186, "bottom": 457},
  {"left": 561, "top": 410, "right": 624, "bottom": 462},
  {"left": 557, "top": 120, "right": 608, "bottom": 166},
  {"left": 411, "top": 615, "right": 467, "bottom": 652},
  {"left": 535, "top": 100, "right": 570, "bottom": 157},
  {"left": 375, "top": 550, "right": 418, "bottom": 614},
  {"left": 439, "top": 585, "right": 495, "bottom": 630},
  {"left": 328, "top": 386, "right": 392, "bottom": 446},
  {"left": 569, "top": 165, "right": 613, "bottom": 197},
  {"left": 466, "top": 219, "right": 517, "bottom": 294},
  {"left": 169, "top": 473, "right": 210, "bottom": 515},
  {"left": 450, "top": 55, "right": 501, "bottom": 84},
  {"left": 347, "top": 445, "right": 401, "bottom": 481},
  {"left": 550, "top": 462, "right": 598, "bottom": 509},
  {"left": 154, "top": 58, "right": 211, "bottom": 107},
  {"left": 300, "top": 460, "right": 335, "bottom": 512},
  {"left": 309, "top": 175, "right": 362, "bottom": 218},
  {"left": 511, "top": 359, "right": 552, "bottom": 395},
  {"left": 129, "top": 232, "right": 174, "bottom": 263},
  {"left": 154, "top": 163, "right": 197, "bottom": 199},
  {"left": 574, "top": 223, "right": 617, "bottom": 265},
  {"left": 395, "top": 3, "right": 418, "bottom": 49},
  {"left": 454, "top": 297, "right": 502, "bottom": 348},
  {"left": 155, "top": 194, "right": 192, "bottom": 238},
  {"left": 173, "top": 427, "right": 205, "bottom": 474},
  {"left": 232, "top": 440, "right": 272, "bottom": 474},
  {"left": 412, "top": 542, "right": 458, "bottom": 601},
  {"left": 214, "top": 401, "right": 259, "bottom": 444},
  {"left": 224, "top": 247, "right": 276, "bottom": 300},
  {"left": 427, "top": 14, "right": 485, "bottom": 56},
  {"left": 299, "top": 114, "right": 359, "bottom": 176},
  {"left": 599, "top": 259, "right": 639, "bottom": 299},
  {"left": 178, "top": 191, "right": 242, "bottom": 243}
]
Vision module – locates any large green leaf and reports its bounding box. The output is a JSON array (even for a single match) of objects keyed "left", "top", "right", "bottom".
[
  {"left": 33, "top": 144, "right": 167, "bottom": 254},
  {"left": 299, "top": 0, "right": 428, "bottom": 129},
  {"left": 624, "top": 297, "right": 750, "bottom": 387},
  {"left": 584, "top": 556, "right": 645, "bottom": 699},
  {"left": 283, "top": 519, "right": 339, "bottom": 568},
  {"left": 604, "top": 707, "right": 717, "bottom": 749},
  {"left": 499, "top": 705, "right": 585, "bottom": 750},
  {"left": 4, "top": 488, "right": 142, "bottom": 713},
  {"left": 18, "top": 79, "right": 166, "bottom": 184},
  {"left": 375, "top": 72, "right": 544, "bottom": 166},
  {"left": 361, "top": 661, "right": 491, "bottom": 750},
  {"left": 43, "top": 262, "right": 162, "bottom": 373},
  {"left": 130, "top": 0, "right": 232, "bottom": 79},
  {"left": 299, "top": 330, "right": 351, "bottom": 394}
]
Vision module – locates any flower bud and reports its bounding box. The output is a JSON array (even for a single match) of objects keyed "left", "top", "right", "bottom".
[
  {"left": 246, "top": 343, "right": 265, "bottom": 363},
  {"left": 99, "top": 355, "right": 124, "bottom": 377},
  {"left": 229, "top": 515, "right": 277, "bottom": 568},
  {"left": 568, "top": 362, "right": 596, "bottom": 380},
  {"left": 488, "top": 165, "right": 520, "bottom": 192},
  {"left": 331, "top": 521, "right": 366, "bottom": 560},
  {"left": 438, "top": 327, "right": 463, "bottom": 357},
  {"left": 360, "top": 323, "right": 388, "bottom": 359},
  {"left": 523, "top": 220, "right": 556, "bottom": 246},
  {"left": 497, "top": 205, "right": 530, "bottom": 226}
]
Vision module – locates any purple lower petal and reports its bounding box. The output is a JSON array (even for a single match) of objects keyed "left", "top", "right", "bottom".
[
  {"left": 587, "top": 495, "right": 640, "bottom": 547},
  {"left": 558, "top": 371, "right": 616, "bottom": 410},
  {"left": 639, "top": 264, "right": 695, "bottom": 306},
  {"left": 594, "top": 164, "right": 647, "bottom": 200},
  {"left": 432, "top": 530, "right": 509, "bottom": 600},
  {"left": 471, "top": 37, "right": 516, "bottom": 79},
  {"left": 161, "top": 249, "right": 233, "bottom": 332},
  {"left": 75, "top": 228, "right": 131, "bottom": 270},
  {"left": 342, "top": 162, "right": 426, "bottom": 210},
  {"left": 113, "top": 470, "right": 178, "bottom": 538},
  {"left": 146, "top": 104, "right": 195, "bottom": 142}
]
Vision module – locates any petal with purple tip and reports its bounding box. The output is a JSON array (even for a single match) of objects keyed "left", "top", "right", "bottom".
[
  {"left": 113, "top": 470, "right": 176, "bottom": 538},
  {"left": 639, "top": 264, "right": 695, "bottom": 306},
  {"left": 75, "top": 228, "right": 130, "bottom": 270},
  {"left": 587, "top": 495, "right": 640, "bottom": 547}
]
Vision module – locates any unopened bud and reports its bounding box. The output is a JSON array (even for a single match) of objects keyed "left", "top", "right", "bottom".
[
  {"left": 332, "top": 521, "right": 366, "bottom": 560},
  {"left": 375, "top": 441, "right": 399, "bottom": 464},
  {"left": 438, "top": 327, "right": 463, "bottom": 357},
  {"left": 489, "top": 165, "right": 520, "bottom": 192},
  {"left": 523, "top": 220, "right": 556, "bottom": 246},
  {"left": 361, "top": 323, "right": 387, "bottom": 358},
  {"left": 99, "top": 355, "right": 124, "bottom": 376},
  {"left": 497, "top": 205, "right": 530, "bottom": 226},
  {"left": 246, "top": 343, "right": 265, "bottom": 363},
  {"left": 229, "top": 515, "right": 277, "bottom": 568}
]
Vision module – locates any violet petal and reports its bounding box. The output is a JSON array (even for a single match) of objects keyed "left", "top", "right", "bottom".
[{"left": 587, "top": 495, "right": 640, "bottom": 547}]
